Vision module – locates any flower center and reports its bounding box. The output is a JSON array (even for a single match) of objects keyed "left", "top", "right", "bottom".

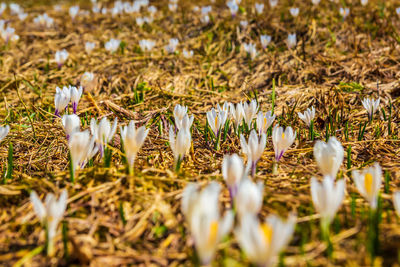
[
  {"left": 364, "top": 172, "right": 373, "bottom": 195},
  {"left": 207, "top": 221, "right": 219, "bottom": 247},
  {"left": 260, "top": 223, "right": 273, "bottom": 245},
  {"left": 263, "top": 117, "right": 267, "bottom": 128},
  {"left": 281, "top": 132, "right": 285, "bottom": 139},
  {"left": 215, "top": 115, "right": 219, "bottom": 130}
]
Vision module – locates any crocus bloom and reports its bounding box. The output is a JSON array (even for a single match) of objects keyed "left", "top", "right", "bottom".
[
  {"left": 69, "top": 5, "right": 80, "bottom": 19},
  {"left": 0, "top": 125, "right": 10, "bottom": 142},
  {"left": 235, "top": 178, "right": 263, "bottom": 218},
  {"left": 393, "top": 191, "right": 400, "bottom": 217},
  {"left": 120, "top": 121, "right": 149, "bottom": 173},
  {"left": 62, "top": 114, "right": 80, "bottom": 140},
  {"left": 361, "top": 97, "right": 380, "bottom": 120},
  {"left": 0, "top": 3, "right": 5, "bottom": 15},
  {"left": 174, "top": 104, "right": 188, "bottom": 126},
  {"left": 240, "top": 20, "right": 248, "bottom": 28},
  {"left": 313, "top": 137, "right": 344, "bottom": 180},
  {"left": 69, "top": 130, "right": 97, "bottom": 173},
  {"left": 260, "top": 34, "right": 271, "bottom": 49},
  {"left": 55, "top": 49, "right": 69, "bottom": 68},
  {"left": 70, "top": 86, "right": 83, "bottom": 114},
  {"left": 243, "top": 99, "right": 258, "bottom": 129},
  {"left": 361, "top": 0, "right": 368, "bottom": 5},
  {"left": 85, "top": 42, "right": 96, "bottom": 54},
  {"left": 90, "top": 117, "right": 118, "bottom": 155},
  {"left": 217, "top": 101, "right": 231, "bottom": 115},
  {"left": 1, "top": 26, "right": 19, "bottom": 43},
  {"left": 269, "top": 0, "right": 278, "bottom": 8},
  {"left": 311, "top": 176, "right": 346, "bottom": 225},
  {"left": 235, "top": 213, "right": 296, "bottom": 267},
  {"left": 289, "top": 7, "right": 299, "bottom": 17},
  {"left": 256, "top": 111, "right": 275, "bottom": 135},
  {"left": 397, "top": 7, "right": 400, "bottom": 16},
  {"left": 168, "top": 3, "right": 177, "bottom": 12},
  {"left": 312, "top": 0, "right": 320, "bottom": 5},
  {"left": 169, "top": 126, "right": 191, "bottom": 170},
  {"left": 207, "top": 108, "right": 228, "bottom": 137},
  {"left": 287, "top": 33, "right": 297, "bottom": 49},
  {"left": 105, "top": 38, "right": 121, "bottom": 53},
  {"left": 227, "top": 0, "right": 238, "bottom": 16},
  {"left": 183, "top": 49, "right": 193, "bottom": 58},
  {"left": 54, "top": 86, "right": 70, "bottom": 117},
  {"left": 339, "top": 7, "right": 349, "bottom": 19},
  {"left": 30, "top": 189, "right": 68, "bottom": 256},
  {"left": 272, "top": 125, "right": 296, "bottom": 162},
  {"left": 165, "top": 38, "right": 179, "bottom": 54},
  {"left": 240, "top": 130, "right": 266, "bottom": 177},
  {"left": 222, "top": 153, "right": 246, "bottom": 200},
  {"left": 139, "top": 39, "right": 156, "bottom": 52},
  {"left": 33, "top": 13, "right": 54, "bottom": 27},
  {"left": 255, "top": 3, "right": 264, "bottom": 15},
  {"left": 352, "top": 163, "right": 382, "bottom": 210},
  {"left": 298, "top": 106, "right": 315, "bottom": 126},
  {"left": 230, "top": 102, "right": 244, "bottom": 131},
  {"left": 181, "top": 182, "right": 234, "bottom": 265},
  {"left": 81, "top": 72, "right": 95, "bottom": 89},
  {"left": 243, "top": 43, "right": 257, "bottom": 60}
]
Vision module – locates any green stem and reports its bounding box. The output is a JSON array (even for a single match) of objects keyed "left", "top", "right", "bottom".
[{"left": 321, "top": 219, "right": 333, "bottom": 259}]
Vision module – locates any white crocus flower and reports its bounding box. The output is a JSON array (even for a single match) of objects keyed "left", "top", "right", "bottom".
[
  {"left": 311, "top": 176, "right": 346, "bottom": 225},
  {"left": 240, "top": 20, "right": 248, "bottom": 29},
  {"left": 240, "top": 130, "right": 266, "bottom": 177},
  {"left": 69, "top": 86, "right": 83, "bottom": 114},
  {"left": 207, "top": 108, "right": 228, "bottom": 137},
  {"left": 339, "top": 7, "right": 349, "bottom": 19},
  {"left": 352, "top": 163, "right": 382, "bottom": 210},
  {"left": 255, "top": 3, "right": 264, "bottom": 15},
  {"left": 397, "top": 7, "right": 400, "bottom": 16},
  {"left": 68, "top": 130, "right": 97, "bottom": 173},
  {"left": 55, "top": 49, "right": 69, "bottom": 68},
  {"left": 272, "top": 125, "right": 296, "bottom": 162},
  {"left": 120, "top": 121, "right": 149, "bottom": 174},
  {"left": 243, "top": 43, "right": 257, "bottom": 60},
  {"left": 30, "top": 189, "right": 68, "bottom": 256},
  {"left": 230, "top": 102, "right": 244, "bottom": 132},
  {"left": 289, "top": 7, "right": 299, "bottom": 17},
  {"left": 139, "top": 39, "right": 156, "bottom": 52},
  {"left": 62, "top": 114, "right": 80, "bottom": 140},
  {"left": 1, "top": 26, "right": 19, "bottom": 43},
  {"left": 9, "top": 3, "right": 22, "bottom": 15},
  {"left": 298, "top": 106, "right": 315, "bottom": 126},
  {"left": 393, "top": 191, "right": 400, "bottom": 217},
  {"left": 235, "top": 178, "right": 263, "bottom": 218},
  {"left": 169, "top": 126, "right": 191, "bottom": 170},
  {"left": 34, "top": 13, "right": 54, "bottom": 27},
  {"left": 256, "top": 111, "right": 275, "bottom": 135},
  {"left": 0, "top": 3, "right": 5, "bottom": 15},
  {"left": 105, "top": 38, "right": 121, "bottom": 53},
  {"left": 69, "top": 5, "right": 80, "bottom": 19},
  {"left": 313, "top": 137, "right": 344, "bottom": 180},
  {"left": 54, "top": 86, "right": 70, "bottom": 117},
  {"left": 227, "top": 0, "right": 239, "bottom": 16},
  {"left": 260, "top": 34, "right": 271, "bottom": 49},
  {"left": 182, "top": 182, "right": 234, "bottom": 265},
  {"left": 165, "top": 38, "right": 179, "bottom": 54},
  {"left": 0, "top": 125, "right": 10, "bottom": 143},
  {"left": 243, "top": 99, "right": 258, "bottom": 129},
  {"left": 217, "top": 101, "right": 231, "bottom": 115},
  {"left": 235, "top": 213, "right": 296, "bottom": 267},
  {"left": 287, "top": 33, "right": 297, "bottom": 49},
  {"left": 18, "top": 12, "right": 28, "bottom": 21},
  {"left": 269, "top": 0, "right": 278, "bottom": 8},
  {"left": 183, "top": 49, "right": 193, "bottom": 58},
  {"left": 361, "top": 0, "right": 368, "bottom": 6},
  {"left": 85, "top": 41, "right": 96, "bottom": 54},
  {"left": 168, "top": 3, "right": 177, "bottom": 12},
  {"left": 173, "top": 104, "right": 194, "bottom": 130},
  {"left": 312, "top": 0, "right": 321, "bottom": 5},
  {"left": 222, "top": 153, "right": 247, "bottom": 199},
  {"left": 361, "top": 97, "right": 380, "bottom": 121},
  {"left": 81, "top": 72, "right": 94, "bottom": 89},
  {"left": 174, "top": 104, "right": 188, "bottom": 124},
  {"left": 90, "top": 117, "right": 118, "bottom": 156}
]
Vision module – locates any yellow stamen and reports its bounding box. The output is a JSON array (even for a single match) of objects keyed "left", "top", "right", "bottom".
[
  {"left": 263, "top": 117, "right": 267, "bottom": 128},
  {"left": 207, "top": 221, "right": 219, "bottom": 247},
  {"left": 364, "top": 172, "right": 373, "bottom": 195},
  {"left": 281, "top": 132, "right": 285, "bottom": 139},
  {"left": 215, "top": 115, "right": 219, "bottom": 130},
  {"left": 260, "top": 223, "right": 273, "bottom": 245}
]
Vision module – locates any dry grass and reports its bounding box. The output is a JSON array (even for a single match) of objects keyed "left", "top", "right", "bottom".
[{"left": 0, "top": 0, "right": 400, "bottom": 266}]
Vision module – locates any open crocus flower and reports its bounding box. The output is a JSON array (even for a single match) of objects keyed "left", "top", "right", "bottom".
[
  {"left": 120, "top": 121, "right": 149, "bottom": 175},
  {"left": 361, "top": 0, "right": 368, "bottom": 5},
  {"left": 33, "top": 13, "right": 54, "bottom": 27},
  {"left": 139, "top": 39, "right": 156, "bottom": 52},
  {"left": 230, "top": 102, "right": 244, "bottom": 132},
  {"left": 183, "top": 49, "right": 193, "bottom": 58},
  {"left": 260, "top": 34, "right": 272, "bottom": 49},
  {"left": 235, "top": 178, "right": 263, "bottom": 218},
  {"left": 227, "top": 0, "right": 239, "bottom": 16},
  {"left": 243, "top": 43, "right": 257, "bottom": 60},
  {"left": 240, "top": 130, "right": 266, "bottom": 177},
  {"left": 272, "top": 125, "right": 296, "bottom": 162},
  {"left": 255, "top": 3, "right": 264, "bottom": 15},
  {"left": 85, "top": 42, "right": 96, "bottom": 54},
  {"left": 289, "top": 7, "right": 299, "bottom": 17},
  {"left": 298, "top": 106, "right": 315, "bottom": 127},
  {"left": 54, "top": 86, "right": 70, "bottom": 117},
  {"left": 207, "top": 108, "right": 228, "bottom": 137},
  {"left": 30, "top": 189, "right": 68, "bottom": 256},
  {"left": 62, "top": 114, "right": 80, "bottom": 140},
  {"left": 312, "top": 0, "right": 321, "bottom": 5},
  {"left": 269, "top": 0, "right": 278, "bottom": 8},
  {"left": 69, "top": 5, "right": 80, "bottom": 19},
  {"left": 55, "top": 49, "right": 69, "bottom": 68},
  {"left": 165, "top": 38, "right": 179, "bottom": 54},
  {"left": 1, "top": 26, "right": 19, "bottom": 43},
  {"left": 181, "top": 182, "right": 234, "bottom": 265},
  {"left": 217, "top": 101, "right": 231, "bottom": 115},
  {"left": 313, "top": 137, "right": 344, "bottom": 180},
  {"left": 222, "top": 153, "right": 247, "bottom": 200},
  {"left": 174, "top": 104, "right": 188, "bottom": 126},
  {"left": 256, "top": 111, "right": 275, "bottom": 135},
  {"left": 361, "top": 97, "right": 380, "bottom": 121},
  {"left": 287, "top": 33, "right": 297, "bottom": 49},
  {"left": 393, "top": 191, "right": 400, "bottom": 217},
  {"left": 0, "top": 125, "right": 10, "bottom": 143},
  {"left": 81, "top": 72, "right": 95, "bottom": 89},
  {"left": 235, "top": 213, "right": 296, "bottom": 267},
  {"left": 311, "top": 176, "right": 346, "bottom": 226},
  {"left": 339, "top": 7, "right": 349, "bottom": 19},
  {"left": 69, "top": 130, "right": 97, "bottom": 175},
  {"left": 243, "top": 99, "right": 258, "bottom": 129},
  {"left": 352, "top": 163, "right": 382, "bottom": 210},
  {"left": 105, "top": 38, "right": 121, "bottom": 53},
  {"left": 90, "top": 117, "right": 118, "bottom": 156},
  {"left": 70, "top": 86, "right": 83, "bottom": 114},
  {"left": 169, "top": 126, "right": 191, "bottom": 171},
  {"left": 0, "top": 3, "right": 5, "bottom": 15}
]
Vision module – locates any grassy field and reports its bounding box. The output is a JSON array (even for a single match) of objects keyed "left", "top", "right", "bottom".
[{"left": 0, "top": 0, "right": 400, "bottom": 266}]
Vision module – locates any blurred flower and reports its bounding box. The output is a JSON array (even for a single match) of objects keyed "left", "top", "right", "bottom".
[
  {"left": 9, "top": 3, "right": 22, "bottom": 15},
  {"left": 0, "top": 3, "right": 6, "bottom": 15},
  {"left": 312, "top": 0, "right": 321, "bottom": 5},
  {"left": 393, "top": 191, "right": 400, "bottom": 217},
  {"left": 182, "top": 182, "right": 234, "bottom": 265},
  {"left": 54, "top": 86, "right": 70, "bottom": 117},
  {"left": 240, "top": 20, "right": 248, "bottom": 28},
  {"left": 69, "top": 130, "right": 97, "bottom": 172},
  {"left": 81, "top": 71, "right": 95, "bottom": 89},
  {"left": 397, "top": 7, "right": 400, "bottom": 16},
  {"left": 235, "top": 213, "right": 296, "bottom": 267},
  {"left": 361, "top": 0, "right": 368, "bottom": 6},
  {"left": 34, "top": 13, "right": 54, "bottom": 27},
  {"left": 313, "top": 137, "right": 344, "bottom": 180},
  {"left": 174, "top": 105, "right": 194, "bottom": 131},
  {"left": 69, "top": 5, "right": 80, "bottom": 19},
  {"left": 255, "top": 3, "right": 264, "bottom": 15},
  {"left": 1, "top": 26, "right": 19, "bottom": 43},
  {"left": 361, "top": 97, "right": 380, "bottom": 121},
  {"left": 260, "top": 34, "right": 271, "bottom": 49},
  {"left": 222, "top": 153, "right": 246, "bottom": 199},
  {"left": 62, "top": 114, "right": 80, "bottom": 140},
  {"left": 105, "top": 38, "right": 121, "bottom": 53},
  {"left": 148, "top": 5, "right": 157, "bottom": 15},
  {"left": 0, "top": 125, "right": 10, "bottom": 143},
  {"left": 55, "top": 49, "right": 69, "bottom": 68},
  {"left": 227, "top": 0, "right": 239, "bottom": 16},
  {"left": 256, "top": 111, "right": 275, "bottom": 135},
  {"left": 69, "top": 86, "right": 83, "bottom": 114},
  {"left": 272, "top": 125, "right": 296, "bottom": 162},
  {"left": 139, "top": 39, "right": 156, "bottom": 52},
  {"left": 18, "top": 12, "right": 27, "bottom": 21},
  {"left": 85, "top": 41, "right": 96, "bottom": 54},
  {"left": 243, "top": 43, "right": 257, "bottom": 60},
  {"left": 183, "top": 49, "right": 193, "bottom": 58},
  {"left": 289, "top": 7, "right": 299, "bottom": 17},
  {"left": 287, "top": 33, "right": 297, "bottom": 49},
  {"left": 165, "top": 38, "right": 179, "bottom": 54},
  {"left": 240, "top": 130, "right": 266, "bottom": 176},
  {"left": 207, "top": 108, "right": 228, "bottom": 137},
  {"left": 230, "top": 102, "right": 244, "bottom": 131},
  {"left": 169, "top": 125, "right": 191, "bottom": 171},
  {"left": 352, "top": 163, "right": 382, "bottom": 210},
  {"left": 339, "top": 7, "right": 349, "bottom": 19},
  {"left": 90, "top": 117, "right": 118, "bottom": 155},
  {"left": 243, "top": 99, "right": 258, "bottom": 128},
  {"left": 235, "top": 178, "right": 263, "bottom": 217},
  {"left": 298, "top": 106, "right": 315, "bottom": 126},
  {"left": 269, "top": 0, "right": 278, "bottom": 8}
]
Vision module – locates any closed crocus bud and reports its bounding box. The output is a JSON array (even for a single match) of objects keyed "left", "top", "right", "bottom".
[
  {"left": 62, "top": 114, "right": 80, "bottom": 140},
  {"left": 393, "top": 191, "right": 400, "bottom": 217},
  {"left": 256, "top": 111, "right": 275, "bottom": 135},
  {"left": 178, "top": 114, "right": 194, "bottom": 131},
  {"left": 289, "top": 7, "right": 299, "bottom": 17},
  {"left": 230, "top": 102, "right": 244, "bottom": 132},
  {"left": 311, "top": 176, "right": 346, "bottom": 225},
  {"left": 174, "top": 104, "right": 194, "bottom": 130},
  {"left": 174, "top": 104, "right": 188, "bottom": 122},
  {"left": 169, "top": 126, "right": 191, "bottom": 171},
  {"left": 235, "top": 178, "right": 263, "bottom": 218},
  {"left": 90, "top": 117, "right": 118, "bottom": 155},
  {"left": 313, "top": 137, "right": 344, "bottom": 180},
  {"left": 222, "top": 153, "right": 246, "bottom": 199},
  {"left": 235, "top": 213, "right": 296, "bottom": 267},
  {"left": 0, "top": 125, "right": 10, "bottom": 143},
  {"left": 69, "top": 86, "right": 83, "bottom": 114},
  {"left": 361, "top": 97, "right": 380, "bottom": 121},
  {"left": 298, "top": 106, "right": 315, "bottom": 127},
  {"left": 181, "top": 182, "right": 234, "bottom": 265},
  {"left": 272, "top": 125, "right": 296, "bottom": 162},
  {"left": 55, "top": 49, "right": 69, "bottom": 68},
  {"left": 360, "top": 0, "right": 368, "bottom": 6},
  {"left": 287, "top": 33, "right": 297, "bottom": 49},
  {"left": 352, "top": 163, "right": 382, "bottom": 210},
  {"left": 243, "top": 99, "right": 258, "bottom": 129},
  {"left": 207, "top": 108, "right": 228, "bottom": 137},
  {"left": 260, "top": 34, "right": 271, "bottom": 49},
  {"left": 54, "top": 86, "right": 70, "bottom": 117},
  {"left": 339, "top": 7, "right": 349, "bottom": 19},
  {"left": 120, "top": 121, "right": 149, "bottom": 174},
  {"left": 240, "top": 130, "right": 266, "bottom": 177}
]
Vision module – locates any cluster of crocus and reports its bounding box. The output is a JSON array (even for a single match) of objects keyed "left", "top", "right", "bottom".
[
  {"left": 90, "top": 117, "right": 118, "bottom": 156},
  {"left": 105, "top": 38, "right": 121, "bottom": 53},
  {"left": 165, "top": 38, "right": 179, "bottom": 54},
  {"left": 0, "top": 20, "right": 19, "bottom": 43},
  {"left": 243, "top": 43, "right": 257, "bottom": 60},
  {"left": 54, "top": 85, "right": 83, "bottom": 117},
  {"left": 139, "top": 39, "right": 156, "bottom": 52},
  {"left": 33, "top": 13, "right": 54, "bottom": 27}
]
